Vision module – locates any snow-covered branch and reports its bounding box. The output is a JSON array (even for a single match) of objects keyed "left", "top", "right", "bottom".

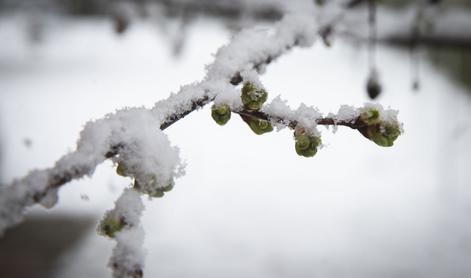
[
  {"left": 0, "top": 2, "right": 403, "bottom": 277},
  {"left": 98, "top": 189, "right": 146, "bottom": 278},
  {"left": 212, "top": 81, "right": 401, "bottom": 153}
]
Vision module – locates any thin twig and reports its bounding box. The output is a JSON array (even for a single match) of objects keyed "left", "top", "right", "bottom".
[{"left": 235, "top": 109, "right": 367, "bottom": 130}]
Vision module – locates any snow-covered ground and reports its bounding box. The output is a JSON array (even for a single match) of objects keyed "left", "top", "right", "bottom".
[{"left": 1, "top": 15, "right": 471, "bottom": 278}]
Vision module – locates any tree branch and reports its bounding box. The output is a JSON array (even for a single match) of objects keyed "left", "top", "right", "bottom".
[
  {"left": 0, "top": 0, "right": 386, "bottom": 237},
  {"left": 235, "top": 109, "right": 368, "bottom": 130},
  {"left": 0, "top": 3, "right": 402, "bottom": 277},
  {"left": 0, "top": 3, "right": 319, "bottom": 235}
]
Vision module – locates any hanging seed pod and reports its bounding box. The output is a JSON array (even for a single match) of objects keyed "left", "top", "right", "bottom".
[
  {"left": 98, "top": 213, "right": 126, "bottom": 238},
  {"left": 359, "top": 122, "right": 401, "bottom": 147},
  {"left": 294, "top": 133, "right": 322, "bottom": 158},
  {"left": 412, "top": 80, "right": 420, "bottom": 91},
  {"left": 211, "top": 104, "right": 231, "bottom": 125},
  {"left": 241, "top": 115, "right": 273, "bottom": 135},
  {"left": 366, "top": 72, "right": 382, "bottom": 100},
  {"left": 112, "top": 14, "right": 129, "bottom": 35},
  {"left": 366, "top": 0, "right": 381, "bottom": 100},
  {"left": 241, "top": 82, "right": 268, "bottom": 111}
]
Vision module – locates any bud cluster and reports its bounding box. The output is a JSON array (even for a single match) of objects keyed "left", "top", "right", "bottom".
[
  {"left": 240, "top": 81, "right": 273, "bottom": 135},
  {"left": 98, "top": 212, "right": 127, "bottom": 238},
  {"left": 358, "top": 107, "right": 401, "bottom": 147},
  {"left": 294, "top": 128, "right": 322, "bottom": 157},
  {"left": 211, "top": 104, "right": 231, "bottom": 126},
  {"left": 241, "top": 82, "right": 268, "bottom": 111},
  {"left": 241, "top": 115, "right": 273, "bottom": 135},
  {"left": 116, "top": 162, "right": 174, "bottom": 198}
]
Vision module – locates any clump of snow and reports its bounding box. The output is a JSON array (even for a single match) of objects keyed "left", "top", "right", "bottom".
[
  {"left": 107, "top": 109, "right": 182, "bottom": 193},
  {"left": 276, "top": 13, "right": 318, "bottom": 47},
  {"left": 240, "top": 70, "right": 264, "bottom": 89},
  {"left": 110, "top": 189, "right": 145, "bottom": 226},
  {"left": 210, "top": 81, "right": 242, "bottom": 109},
  {"left": 0, "top": 170, "right": 49, "bottom": 235},
  {"left": 206, "top": 7, "right": 317, "bottom": 83},
  {"left": 0, "top": 107, "right": 182, "bottom": 235},
  {"left": 293, "top": 103, "right": 322, "bottom": 135},
  {"left": 206, "top": 27, "right": 279, "bottom": 82},
  {"left": 262, "top": 96, "right": 295, "bottom": 131},
  {"left": 152, "top": 83, "right": 215, "bottom": 126},
  {"left": 360, "top": 103, "right": 400, "bottom": 126},
  {"left": 264, "top": 96, "right": 294, "bottom": 117},
  {"left": 104, "top": 189, "right": 146, "bottom": 278},
  {"left": 39, "top": 188, "right": 59, "bottom": 209},
  {"left": 70, "top": 107, "right": 183, "bottom": 196},
  {"left": 109, "top": 226, "right": 146, "bottom": 278},
  {"left": 335, "top": 105, "right": 360, "bottom": 123}
]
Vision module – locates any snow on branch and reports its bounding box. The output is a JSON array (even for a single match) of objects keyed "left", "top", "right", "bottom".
[
  {"left": 98, "top": 188, "right": 146, "bottom": 278},
  {"left": 98, "top": 188, "right": 145, "bottom": 278},
  {"left": 0, "top": 2, "right": 402, "bottom": 277},
  {"left": 211, "top": 76, "right": 402, "bottom": 157}
]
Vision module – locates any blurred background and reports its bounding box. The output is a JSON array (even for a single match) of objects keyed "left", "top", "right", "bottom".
[{"left": 1, "top": 0, "right": 471, "bottom": 277}]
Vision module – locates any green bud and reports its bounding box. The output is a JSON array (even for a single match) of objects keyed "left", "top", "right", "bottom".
[
  {"left": 295, "top": 134, "right": 311, "bottom": 152},
  {"left": 129, "top": 268, "right": 143, "bottom": 278},
  {"left": 241, "top": 82, "right": 268, "bottom": 111},
  {"left": 138, "top": 175, "right": 162, "bottom": 197},
  {"left": 136, "top": 175, "right": 175, "bottom": 198},
  {"left": 146, "top": 181, "right": 173, "bottom": 198},
  {"left": 295, "top": 133, "right": 321, "bottom": 157},
  {"left": 149, "top": 189, "right": 164, "bottom": 198},
  {"left": 98, "top": 213, "right": 126, "bottom": 238},
  {"left": 161, "top": 182, "right": 174, "bottom": 192},
  {"left": 241, "top": 115, "right": 273, "bottom": 135},
  {"left": 147, "top": 174, "right": 158, "bottom": 187},
  {"left": 211, "top": 104, "right": 231, "bottom": 125},
  {"left": 241, "top": 81, "right": 257, "bottom": 95},
  {"left": 116, "top": 162, "right": 129, "bottom": 177},
  {"left": 360, "top": 107, "right": 381, "bottom": 125},
  {"left": 360, "top": 122, "right": 401, "bottom": 147}
]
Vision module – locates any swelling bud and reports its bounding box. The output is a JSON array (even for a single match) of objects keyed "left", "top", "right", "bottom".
[
  {"left": 136, "top": 174, "right": 174, "bottom": 198},
  {"left": 360, "top": 107, "right": 381, "bottom": 125},
  {"left": 98, "top": 213, "right": 126, "bottom": 238},
  {"left": 360, "top": 122, "right": 401, "bottom": 147},
  {"left": 241, "top": 82, "right": 268, "bottom": 111},
  {"left": 116, "top": 162, "right": 129, "bottom": 177},
  {"left": 294, "top": 133, "right": 321, "bottom": 157},
  {"left": 211, "top": 104, "right": 231, "bottom": 126},
  {"left": 241, "top": 115, "right": 273, "bottom": 135}
]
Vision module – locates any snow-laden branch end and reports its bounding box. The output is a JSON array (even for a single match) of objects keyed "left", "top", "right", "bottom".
[{"left": 0, "top": 2, "right": 402, "bottom": 277}]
